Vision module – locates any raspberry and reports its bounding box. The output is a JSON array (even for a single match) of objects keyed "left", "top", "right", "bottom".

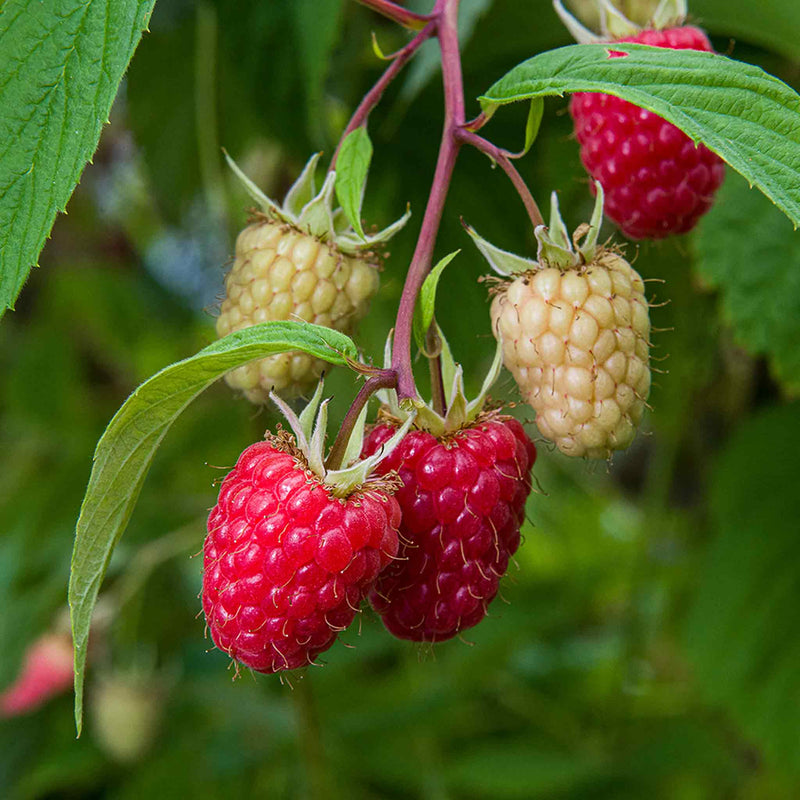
[
  {"left": 569, "top": 26, "right": 726, "bottom": 239},
  {"left": 469, "top": 183, "right": 652, "bottom": 458},
  {"left": 220, "top": 151, "right": 409, "bottom": 400},
  {"left": 217, "top": 218, "right": 380, "bottom": 400},
  {"left": 202, "top": 437, "right": 401, "bottom": 672},
  {"left": 492, "top": 250, "right": 650, "bottom": 458},
  {"left": 362, "top": 414, "right": 536, "bottom": 642},
  {"left": 1, "top": 633, "right": 74, "bottom": 717}
]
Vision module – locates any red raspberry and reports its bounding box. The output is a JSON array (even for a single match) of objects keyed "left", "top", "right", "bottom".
[
  {"left": 362, "top": 414, "right": 536, "bottom": 642},
  {"left": 202, "top": 438, "right": 401, "bottom": 673},
  {"left": 570, "top": 26, "right": 726, "bottom": 239}
]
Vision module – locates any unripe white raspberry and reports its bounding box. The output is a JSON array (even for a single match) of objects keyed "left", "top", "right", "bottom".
[
  {"left": 469, "top": 183, "right": 652, "bottom": 458},
  {"left": 217, "top": 217, "right": 380, "bottom": 400},
  {"left": 491, "top": 250, "right": 650, "bottom": 458},
  {"left": 219, "top": 151, "right": 410, "bottom": 400}
]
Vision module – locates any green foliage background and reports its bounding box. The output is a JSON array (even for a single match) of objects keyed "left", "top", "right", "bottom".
[{"left": 1, "top": 0, "right": 800, "bottom": 796}]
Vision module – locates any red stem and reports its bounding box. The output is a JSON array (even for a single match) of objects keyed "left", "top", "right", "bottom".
[
  {"left": 391, "top": 0, "right": 464, "bottom": 403},
  {"left": 457, "top": 129, "right": 545, "bottom": 229},
  {"left": 325, "top": 371, "right": 398, "bottom": 470},
  {"left": 330, "top": 22, "right": 436, "bottom": 171},
  {"left": 355, "top": 0, "right": 432, "bottom": 29}
]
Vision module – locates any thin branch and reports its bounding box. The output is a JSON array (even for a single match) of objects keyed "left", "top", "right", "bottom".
[
  {"left": 391, "top": 0, "right": 464, "bottom": 403},
  {"left": 462, "top": 110, "right": 490, "bottom": 132},
  {"left": 426, "top": 324, "right": 446, "bottom": 416},
  {"left": 355, "top": 0, "right": 432, "bottom": 29},
  {"left": 325, "top": 371, "right": 397, "bottom": 470},
  {"left": 457, "top": 129, "right": 545, "bottom": 229}
]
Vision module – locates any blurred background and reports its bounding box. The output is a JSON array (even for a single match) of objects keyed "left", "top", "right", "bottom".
[{"left": 2, "top": 0, "right": 800, "bottom": 796}]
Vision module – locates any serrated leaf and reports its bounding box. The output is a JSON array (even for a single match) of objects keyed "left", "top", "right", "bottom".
[
  {"left": 412, "top": 250, "right": 460, "bottom": 352},
  {"left": 685, "top": 403, "right": 800, "bottom": 773},
  {"left": 694, "top": 173, "right": 800, "bottom": 393},
  {"left": 0, "top": 0, "right": 156, "bottom": 317},
  {"left": 480, "top": 43, "right": 800, "bottom": 227},
  {"left": 68, "top": 321, "right": 357, "bottom": 734},
  {"left": 334, "top": 128, "right": 373, "bottom": 241}
]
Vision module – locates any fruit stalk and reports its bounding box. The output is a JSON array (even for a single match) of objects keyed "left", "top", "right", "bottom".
[
  {"left": 325, "top": 370, "right": 398, "bottom": 470},
  {"left": 456, "top": 129, "right": 545, "bottom": 229},
  {"left": 355, "top": 0, "right": 432, "bottom": 29},
  {"left": 390, "top": 0, "right": 465, "bottom": 403}
]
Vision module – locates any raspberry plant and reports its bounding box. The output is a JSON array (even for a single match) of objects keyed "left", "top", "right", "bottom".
[
  {"left": 64, "top": 0, "right": 800, "bottom": 721},
  {"left": 2, "top": 0, "right": 800, "bottom": 792}
]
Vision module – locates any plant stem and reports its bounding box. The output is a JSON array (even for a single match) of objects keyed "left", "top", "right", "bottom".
[
  {"left": 426, "top": 324, "right": 447, "bottom": 416},
  {"left": 326, "top": 371, "right": 398, "bottom": 470},
  {"left": 457, "top": 129, "right": 545, "bottom": 229},
  {"left": 391, "top": 0, "right": 465, "bottom": 403},
  {"left": 330, "top": 21, "right": 437, "bottom": 171},
  {"left": 355, "top": 0, "right": 432, "bottom": 29}
]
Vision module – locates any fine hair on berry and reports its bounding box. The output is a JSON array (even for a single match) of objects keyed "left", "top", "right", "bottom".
[{"left": 202, "top": 435, "right": 402, "bottom": 673}]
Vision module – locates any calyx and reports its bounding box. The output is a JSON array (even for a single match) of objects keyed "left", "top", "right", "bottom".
[
  {"left": 225, "top": 151, "right": 410, "bottom": 255},
  {"left": 552, "top": 0, "right": 687, "bottom": 42},
  {"left": 376, "top": 329, "right": 504, "bottom": 438},
  {"left": 270, "top": 381, "right": 414, "bottom": 497},
  {"left": 466, "top": 182, "right": 607, "bottom": 276}
]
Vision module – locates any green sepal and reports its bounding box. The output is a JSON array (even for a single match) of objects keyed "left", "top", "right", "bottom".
[
  {"left": 463, "top": 222, "right": 537, "bottom": 277},
  {"left": 377, "top": 328, "right": 504, "bottom": 437},
  {"left": 371, "top": 31, "right": 390, "bottom": 60},
  {"left": 651, "top": 0, "right": 687, "bottom": 28},
  {"left": 522, "top": 98, "right": 545, "bottom": 157},
  {"left": 596, "top": 0, "right": 639, "bottom": 38},
  {"left": 413, "top": 249, "right": 460, "bottom": 352},
  {"left": 552, "top": 0, "right": 687, "bottom": 43},
  {"left": 284, "top": 152, "right": 323, "bottom": 218},
  {"left": 469, "top": 183, "right": 607, "bottom": 273},
  {"left": 225, "top": 150, "right": 410, "bottom": 255},
  {"left": 269, "top": 381, "right": 414, "bottom": 497},
  {"left": 335, "top": 127, "right": 373, "bottom": 241},
  {"left": 326, "top": 413, "right": 415, "bottom": 495}
]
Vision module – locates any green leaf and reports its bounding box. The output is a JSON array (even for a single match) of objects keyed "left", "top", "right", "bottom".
[
  {"left": 0, "top": 0, "right": 156, "bottom": 317},
  {"left": 412, "top": 250, "right": 460, "bottom": 352},
  {"left": 685, "top": 403, "right": 800, "bottom": 773},
  {"left": 335, "top": 128, "right": 373, "bottom": 241},
  {"left": 521, "top": 98, "right": 544, "bottom": 158},
  {"left": 68, "top": 322, "right": 357, "bottom": 734},
  {"left": 694, "top": 173, "right": 800, "bottom": 393},
  {"left": 480, "top": 43, "right": 800, "bottom": 227}
]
